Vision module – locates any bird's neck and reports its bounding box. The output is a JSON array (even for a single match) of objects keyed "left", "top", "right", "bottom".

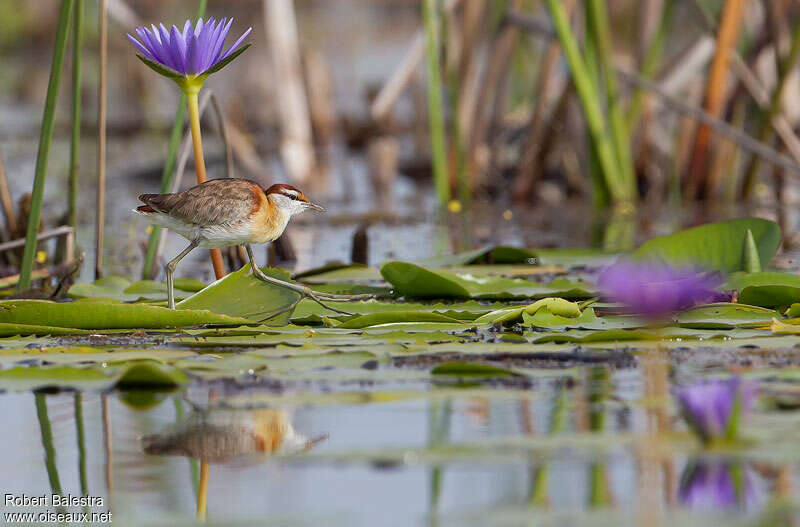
[{"left": 266, "top": 196, "right": 291, "bottom": 236}]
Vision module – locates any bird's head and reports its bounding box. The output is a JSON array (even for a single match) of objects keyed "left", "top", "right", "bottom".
[{"left": 265, "top": 184, "right": 325, "bottom": 216}]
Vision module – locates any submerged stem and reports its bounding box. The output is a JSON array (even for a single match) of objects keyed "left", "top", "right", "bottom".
[{"left": 185, "top": 89, "right": 226, "bottom": 280}]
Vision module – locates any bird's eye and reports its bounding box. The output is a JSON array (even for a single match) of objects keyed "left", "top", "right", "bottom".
[{"left": 288, "top": 194, "right": 299, "bottom": 201}]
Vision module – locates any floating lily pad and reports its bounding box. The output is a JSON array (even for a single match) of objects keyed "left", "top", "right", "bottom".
[
  {"left": 676, "top": 303, "right": 778, "bottom": 329},
  {"left": 69, "top": 276, "right": 202, "bottom": 302},
  {"left": 727, "top": 272, "right": 800, "bottom": 308},
  {"left": 475, "top": 298, "right": 584, "bottom": 326},
  {"left": 335, "top": 311, "right": 464, "bottom": 329},
  {"left": 632, "top": 218, "right": 781, "bottom": 273},
  {"left": 0, "top": 300, "right": 252, "bottom": 330},
  {"left": 177, "top": 264, "right": 300, "bottom": 324},
  {"left": 380, "top": 262, "right": 592, "bottom": 299}
]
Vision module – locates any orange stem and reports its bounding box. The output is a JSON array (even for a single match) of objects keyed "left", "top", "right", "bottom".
[
  {"left": 197, "top": 460, "right": 209, "bottom": 520},
  {"left": 685, "top": 0, "right": 747, "bottom": 198},
  {"left": 186, "top": 89, "right": 226, "bottom": 279}
]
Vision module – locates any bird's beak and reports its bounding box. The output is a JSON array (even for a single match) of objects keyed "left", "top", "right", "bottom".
[{"left": 306, "top": 201, "right": 326, "bottom": 212}]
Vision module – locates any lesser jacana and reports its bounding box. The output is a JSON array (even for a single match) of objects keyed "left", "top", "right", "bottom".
[{"left": 136, "top": 178, "right": 369, "bottom": 312}]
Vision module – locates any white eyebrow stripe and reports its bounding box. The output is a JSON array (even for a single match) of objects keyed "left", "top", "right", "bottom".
[{"left": 282, "top": 189, "right": 299, "bottom": 196}]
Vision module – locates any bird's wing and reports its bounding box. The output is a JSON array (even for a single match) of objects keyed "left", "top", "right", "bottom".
[{"left": 139, "top": 179, "right": 263, "bottom": 226}]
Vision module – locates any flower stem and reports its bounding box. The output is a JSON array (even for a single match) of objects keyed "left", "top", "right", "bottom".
[
  {"left": 142, "top": 0, "right": 208, "bottom": 280},
  {"left": 186, "top": 89, "right": 226, "bottom": 280},
  {"left": 18, "top": 0, "right": 74, "bottom": 291},
  {"left": 197, "top": 460, "right": 209, "bottom": 520}
]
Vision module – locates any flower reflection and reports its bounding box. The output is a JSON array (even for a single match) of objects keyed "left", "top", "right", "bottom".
[
  {"left": 675, "top": 377, "right": 758, "bottom": 444},
  {"left": 143, "top": 407, "right": 326, "bottom": 463},
  {"left": 678, "top": 461, "right": 762, "bottom": 512}
]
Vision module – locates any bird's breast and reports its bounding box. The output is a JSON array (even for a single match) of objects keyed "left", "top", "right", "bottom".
[{"left": 248, "top": 199, "right": 289, "bottom": 244}]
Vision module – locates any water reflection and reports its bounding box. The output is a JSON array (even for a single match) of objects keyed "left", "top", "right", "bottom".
[
  {"left": 142, "top": 405, "right": 326, "bottom": 463},
  {"left": 8, "top": 378, "right": 800, "bottom": 524},
  {"left": 678, "top": 461, "right": 762, "bottom": 512}
]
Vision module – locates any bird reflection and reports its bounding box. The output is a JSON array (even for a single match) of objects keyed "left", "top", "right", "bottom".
[{"left": 142, "top": 406, "right": 327, "bottom": 463}]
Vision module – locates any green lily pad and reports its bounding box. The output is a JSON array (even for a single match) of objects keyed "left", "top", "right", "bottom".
[
  {"left": 726, "top": 272, "right": 800, "bottom": 308},
  {"left": 475, "top": 298, "right": 583, "bottom": 326},
  {"left": 380, "top": 262, "right": 592, "bottom": 299},
  {"left": 292, "top": 298, "right": 507, "bottom": 325},
  {"left": 336, "top": 311, "right": 464, "bottom": 329},
  {"left": 676, "top": 303, "right": 778, "bottom": 329},
  {"left": 632, "top": 218, "right": 781, "bottom": 273},
  {"left": 177, "top": 264, "right": 300, "bottom": 325},
  {"left": 69, "top": 276, "right": 201, "bottom": 302},
  {"left": 0, "top": 300, "right": 252, "bottom": 329},
  {"left": 420, "top": 246, "right": 618, "bottom": 268},
  {"left": 523, "top": 307, "right": 599, "bottom": 329}
]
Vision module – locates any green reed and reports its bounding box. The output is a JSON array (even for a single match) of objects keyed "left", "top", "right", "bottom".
[
  {"left": 18, "top": 0, "right": 74, "bottom": 291},
  {"left": 35, "top": 393, "right": 65, "bottom": 513},
  {"left": 68, "top": 0, "right": 82, "bottom": 230},
  {"left": 545, "top": 0, "right": 636, "bottom": 205},
  {"left": 423, "top": 0, "right": 451, "bottom": 205}
]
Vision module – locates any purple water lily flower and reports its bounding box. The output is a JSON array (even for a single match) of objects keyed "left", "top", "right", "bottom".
[
  {"left": 675, "top": 378, "right": 758, "bottom": 443},
  {"left": 127, "top": 18, "right": 251, "bottom": 80},
  {"left": 678, "top": 461, "right": 762, "bottom": 511},
  {"left": 597, "top": 260, "right": 721, "bottom": 317}
]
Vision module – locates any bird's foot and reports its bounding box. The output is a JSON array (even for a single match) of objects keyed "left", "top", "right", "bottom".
[{"left": 301, "top": 289, "right": 372, "bottom": 316}]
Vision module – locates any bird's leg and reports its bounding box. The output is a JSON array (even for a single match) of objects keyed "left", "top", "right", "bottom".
[
  {"left": 165, "top": 241, "right": 198, "bottom": 309},
  {"left": 245, "top": 245, "right": 371, "bottom": 316}
]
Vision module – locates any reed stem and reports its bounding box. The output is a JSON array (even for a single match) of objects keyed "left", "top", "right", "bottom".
[
  {"left": 740, "top": 18, "right": 800, "bottom": 198},
  {"left": 422, "top": 0, "right": 451, "bottom": 205},
  {"left": 68, "top": 0, "right": 82, "bottom": 230},
  {"left": 95, "top": 0, "right": 107, "bottom": 279},
  {"left": 627, "top": 1, "right": 673, "bottom": 132},
  {"left": 74, "top": 393, "right": 88, "bottom": 496},
  {"left": 586, "top": 0, "right": 636, "bottom": 201},
  {"left": 186, "top": 89, "right": 226, "bottom": 280},
  {"left": 685, "top": 0, "right": 746, "bottom": 198},
  {"left": 35, "top": 393, "right": 64, "bottom": 511},
  {"left": 544, "top": 0, "right": 633, "bottom": 203},
  {"left": 18, "top": 0, "right": 74, "bottom": 291}
]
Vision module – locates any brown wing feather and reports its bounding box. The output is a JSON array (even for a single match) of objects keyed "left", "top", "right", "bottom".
[{"left": 139, "top": 179, "right": 264, "bottom": 226}]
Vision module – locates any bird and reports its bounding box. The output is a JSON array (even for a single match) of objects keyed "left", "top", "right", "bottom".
[{"left": 135, "top": 178, "right": 369, "bottom": 312}]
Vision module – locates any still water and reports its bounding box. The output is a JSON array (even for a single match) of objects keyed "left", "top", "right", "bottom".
[{"left": 1, "top": 359, "right": 796, "bottom": 526}]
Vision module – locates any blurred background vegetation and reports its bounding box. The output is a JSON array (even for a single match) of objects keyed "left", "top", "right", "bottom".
[{"left": 2, "top": 0, "right": 800, "bottom": 287}]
